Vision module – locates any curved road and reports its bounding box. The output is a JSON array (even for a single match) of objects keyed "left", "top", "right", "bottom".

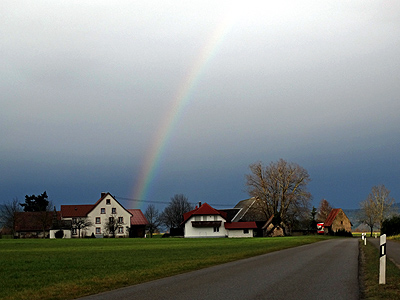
[{"left": 78, "top": 238, "right": 359, "bottom": 300}]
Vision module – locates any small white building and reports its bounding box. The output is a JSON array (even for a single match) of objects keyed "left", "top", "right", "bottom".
[
  {"left": 225, "top": 222, "right": 258, "bottom": 238},
  {"left": 60, "top": 192, "right": 132, "bottom": 238},
  {"left": 182, "top": 203, "right": 257, "bottom": 238},
  {"left": 49, "top": 229, "right": 72, "bottom": 239}
]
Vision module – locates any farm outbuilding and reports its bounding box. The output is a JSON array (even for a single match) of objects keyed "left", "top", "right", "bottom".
[{"left": 323, "top": 208, "right": 352, "bottom": 234}]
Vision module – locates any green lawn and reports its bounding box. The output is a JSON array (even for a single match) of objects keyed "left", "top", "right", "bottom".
[
  {"left": 0, "top": 236, "right": 330, "bottom": 300},
  {"left": 361, "top": 240, "right": 400, "bottom": 299}
]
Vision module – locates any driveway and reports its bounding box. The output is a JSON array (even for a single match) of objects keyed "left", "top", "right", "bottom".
[{"left": 77, "top": 238, "right": 359, "bottom": 300}]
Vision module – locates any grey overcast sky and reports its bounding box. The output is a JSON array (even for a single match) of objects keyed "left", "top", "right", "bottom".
[{"left": 1, "top": 1, "right": 399, "bottom": 210}]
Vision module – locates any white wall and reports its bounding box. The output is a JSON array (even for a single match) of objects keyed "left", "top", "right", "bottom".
[
  {"left": 184, "top": 215, "right": 227, "bottom": 238},
  {"left": 87, "top": 194, "right": 131, "bottom": 237},
  {"left": 227, "top": 229, "right": 253, "bottom": 238},
  {"left": 64, "top": 194, "right": 132, "bottom": 238},
  {"left": 50, "top": 229, "right": 72, "bottom": 239}
]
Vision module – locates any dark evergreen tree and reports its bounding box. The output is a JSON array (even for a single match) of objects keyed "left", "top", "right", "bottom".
[{"left": 20, "top": 191, "right": 49, "bottom": 212}]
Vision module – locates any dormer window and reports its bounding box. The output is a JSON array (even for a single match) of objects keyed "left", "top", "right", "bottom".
[{"left": 106, "top": 199, "right": 111, "bottom": 205}]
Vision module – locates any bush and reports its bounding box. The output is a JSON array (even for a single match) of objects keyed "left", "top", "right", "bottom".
[
  {"left": 55, "top": 230, "right": 64, "bottom": 239},
  {"left": 381, "top": 216, "right": 400, "bottom": 236},
  {"left": 334, "top": 229, "right": 353, "bottom": 237}
]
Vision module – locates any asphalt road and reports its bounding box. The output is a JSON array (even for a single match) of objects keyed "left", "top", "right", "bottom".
[
  {"left": 367, "top": 237, "right": 400, "bottom": 268},
  {"left": 78, "top": 238, "right": 359, "bottom": 300}
]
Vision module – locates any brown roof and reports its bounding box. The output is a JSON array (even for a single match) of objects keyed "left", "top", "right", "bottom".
[
  {"left": 127, "top": 209, "right": 149, "bottom": 226},
  {"left": 324, "top": 208, "right": 340, "bottom": 227},
  {"left": 232, "top": 198, "right": 269, "bottom": 222},
  {"left": 14, "top": 211, "right": 55, "bottom": 232},
  {"left": 60, "top": 205, "right": 94, "bottom": 218},
  {"left": 224, "top": 222, "right": 257, "bottom": 229}
]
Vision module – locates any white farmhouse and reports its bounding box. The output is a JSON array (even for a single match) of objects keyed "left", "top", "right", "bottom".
[
  {"left": 60, "top": 192, "right": 132, "bottom": 238},
  {"left": 182, "top": 203, "right": 257, "bottom": 238}
]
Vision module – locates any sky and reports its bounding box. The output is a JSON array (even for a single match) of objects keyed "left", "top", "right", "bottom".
[{"left": 1, "top": 1, "right": 399, "bottom": 211}]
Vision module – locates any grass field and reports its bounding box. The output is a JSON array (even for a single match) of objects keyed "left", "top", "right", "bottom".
[
  {"left": 361, "top": 240, "right": 400, "bottom": 299},
  {"left": 0, "top": 236, "right": 330, "bottom": 300}
]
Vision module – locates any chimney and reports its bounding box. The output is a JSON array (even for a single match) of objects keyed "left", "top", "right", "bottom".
[
  {"left": 198, "top": 202, "right": 202, "bottom": 207},
  {"left": 101, "top": 192, "right": 106, "bottom": 198}
]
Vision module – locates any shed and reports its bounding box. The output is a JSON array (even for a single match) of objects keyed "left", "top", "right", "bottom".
[{"left": 323, "top": 208, "right": 352, "bottom": 234}]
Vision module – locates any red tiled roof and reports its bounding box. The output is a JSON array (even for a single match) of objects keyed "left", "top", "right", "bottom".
[
  {"left": 224, "top": 222, "right": 257, "bottom": 229},
  {"left": 60, "top": 205, "right": 94, "bottom": 218},
  {"left": 324, "top": 208, "right": 340, "bottom": 227},
  {"left": 127, "top": 209, "right": 149, "bottom": 226},
  {"left": 182, "top": 203, "right": 227, "bottom": 224},
  {"left": 14, "top": 211, "right": 55, "bottom": 231}
]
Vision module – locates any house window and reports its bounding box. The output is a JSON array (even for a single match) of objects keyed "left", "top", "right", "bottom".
[
  {"left": 118, "top": 227, "right": 124, "bottom": 234},
  {"left": 72, "top": 218, "right": 77, "bottom": 224},
  {"left": 214, "top": 227, "right": 219, "bottom": 232},
  {"left": 95, "top": 217, "right": 101, "bottom": 224},
  {"left": 106, "top": 199, "right": 111, "bottom": 205},
  {"left": 195, "top": 216, "right": 200, "bottom": 221},
  {"left": 101, "top": 208, "right": 105, "bottom": 214},
  {"left": 72, "top": 228, "right": 77, "bottom": 235},
  {"left": 118, "top": 217, "right": 123, "bottom": 223},
  {"left": 243, "top": 229, "right": 249, "bottom": 234},
  {"left": 109, "top": 217, "right": 114, "bottom": 223},
  {"left": 112, "top": 208, "right": 116, "bottom": 214},
  {"left": 203, "top": 216, "right": 207, "bottom": 221},
  {"left": 96, "top": 227, "right": 101, "bottom": 234},
  {"left": 214, "top": 215, "right": 218, "bottom": 221},
  {"left": 341, "top": 221, "right": 343, "bottom": 225}
]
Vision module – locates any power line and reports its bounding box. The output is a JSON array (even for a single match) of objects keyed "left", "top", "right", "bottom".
[{"left": 115, "top": 196, "right": 235, "bottom": 208}]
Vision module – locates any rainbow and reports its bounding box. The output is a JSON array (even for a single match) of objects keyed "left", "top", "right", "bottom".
[{"left": 131, "top": 11, "right": 237, "bottom": 208}]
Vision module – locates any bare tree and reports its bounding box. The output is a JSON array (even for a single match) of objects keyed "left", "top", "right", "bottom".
[
  {"left": 359, "top": 198, "right": 378, "bottom": 237},
  {"left": 364, "top": 185, "right": 395, "bottom": 230},
  {"left": 160, "top": 194, "right": 193, "bottom": 229},
  {"left": 73, "top": 217, "right": 93, "bottom": 238},
  {"left": 317, "top": 199, "right": 333, "bottom": 222},
  {"left": 144, "top": 204, "right": 161, "bottom": 238},
  {"left": 103, "top": 213, "right": 125, "bottom": 237},
  {"left": 0, "top": 198, "right": 22, "bottom": 236},
  {"left": 246, "top": 159, "right": 312, "bottom": 234},
  {"left": 37, "top": 200, "right": 54, "bottom": 238}
]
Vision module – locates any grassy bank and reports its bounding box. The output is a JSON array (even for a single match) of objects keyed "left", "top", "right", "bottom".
[
  {"left": 361, "top": 240, "right": 400, "bottom": 299},
  {"left": 1, "top": 236, "right": 329, "bottom": 300}
]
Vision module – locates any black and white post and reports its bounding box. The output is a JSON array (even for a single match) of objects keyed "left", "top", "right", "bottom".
[{"left": 379, "top": 234, "right": 386, "bottom": 285}]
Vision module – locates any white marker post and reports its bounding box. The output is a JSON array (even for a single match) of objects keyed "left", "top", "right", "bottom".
[
  {"left": 362, "top": 233, "right": 366, "bottom": 245},
  {"left": 379, "top": 234, "right": 386, "bottom": 285}
]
